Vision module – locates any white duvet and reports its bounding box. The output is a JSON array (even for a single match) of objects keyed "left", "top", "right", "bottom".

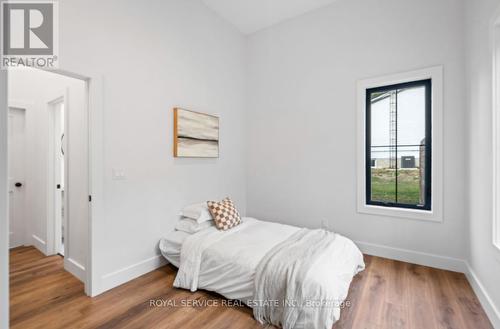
[
  {"left": 166, "top": 217, "right": 365, "bottom": 329},
  {"left": 253, "top": 228, "right": 340, "bottom": 329}
]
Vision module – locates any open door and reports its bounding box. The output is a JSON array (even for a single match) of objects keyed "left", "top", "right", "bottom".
[
  {"left": 47, "top": 95, "right": 67, "bottom": 257},
  {"left": 54, "top": 100, "right": 65, "bottom": 256}
]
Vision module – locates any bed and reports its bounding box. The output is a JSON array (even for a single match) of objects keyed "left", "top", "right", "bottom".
[{"left": 159, "top": 217, "right": 364, "bottom": 329}]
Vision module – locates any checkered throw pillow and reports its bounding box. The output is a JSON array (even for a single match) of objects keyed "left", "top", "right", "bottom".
[{"left": 207, "top": 198, "right": 241, "bottom": 231}]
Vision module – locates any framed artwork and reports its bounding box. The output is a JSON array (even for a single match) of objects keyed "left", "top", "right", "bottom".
[{"left": 173, "top": 108, "right": 219, "bottom": 158}]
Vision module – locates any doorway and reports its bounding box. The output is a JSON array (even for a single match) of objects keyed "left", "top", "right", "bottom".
[{"left": 7, "top": 68, "right": 89, "bottom": 285}]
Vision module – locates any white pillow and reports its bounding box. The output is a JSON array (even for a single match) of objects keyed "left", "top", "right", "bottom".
[
  {"left": 180, "top": 202, "right": 213, "bottom": 223},
  {"left": 175, "top": 217, "right": 214, "bottom": 234}
]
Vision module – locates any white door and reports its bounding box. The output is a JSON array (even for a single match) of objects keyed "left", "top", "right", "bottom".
[
  {"left": 8, "top": 108, "right": 26, "bottom": 249},
  {"left": 53, "top": 101, "right": 65, "bottom": 256}
]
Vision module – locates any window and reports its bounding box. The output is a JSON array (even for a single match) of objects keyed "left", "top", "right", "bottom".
[
  {"left": 366, "top": 79, "right": 431, "bottom": 210},
  {"left": 357, "top": 66, "right": 443, "bottom": 221}
]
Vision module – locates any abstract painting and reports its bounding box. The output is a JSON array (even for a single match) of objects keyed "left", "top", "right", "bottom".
[{"left": 173, "top": 108, "right": 219, "bottom": 158}]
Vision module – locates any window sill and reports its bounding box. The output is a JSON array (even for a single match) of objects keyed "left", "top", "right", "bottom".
[{"left": 357, "top": 203, "right": 442, "bottom": 222}]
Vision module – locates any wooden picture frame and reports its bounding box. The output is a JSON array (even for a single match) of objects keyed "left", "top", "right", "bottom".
[{"left": 173, "top": 108, "right": 219, "bottom": 158}]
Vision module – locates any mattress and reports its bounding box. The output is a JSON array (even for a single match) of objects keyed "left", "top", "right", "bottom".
[
  {"left": 159, "top": 230, "right": 189, "bottom": 267},
  {"left": 159, "top": 217, "right": 363, "bottom": 311}
]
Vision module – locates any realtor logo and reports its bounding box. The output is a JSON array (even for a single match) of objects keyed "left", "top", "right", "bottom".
[{"left": 1, "top": 1, "right": 58, "bottom": 69}]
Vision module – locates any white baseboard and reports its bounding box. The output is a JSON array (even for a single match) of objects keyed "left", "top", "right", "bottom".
[
  {"left": 64, "top": 257, "right": 86, "bottom": 283},
  {"left": 83, "top": 240, "right": 500, "bottom": 328},
  {"left": 8, "top": 232, "right": 22, "bottom": 249},
  {"left": 97, "top": 255, "right": 167, "bottom": 296},
  {"left": 465, "top": 263, "right": 500, "bottom": 328},
  {"left": 355, "top": 240, "right": 499, "bottom": 327},
  {"left": 356, "top": 240, "right": 467, "bottom": 272},
  {"left": 31, "top": 235, "right": 46, "bottom": 255}
]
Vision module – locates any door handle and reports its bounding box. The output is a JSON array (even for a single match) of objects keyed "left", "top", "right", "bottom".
[{"left": 15, "top": 182, "right": 22, "bottom": 187}]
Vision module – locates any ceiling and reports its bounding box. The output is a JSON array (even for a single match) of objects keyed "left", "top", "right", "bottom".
[{"left": 202, "top": 0, "right": 339, "bottom": 35}]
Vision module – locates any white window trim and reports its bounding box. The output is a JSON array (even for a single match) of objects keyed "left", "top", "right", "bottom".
[
  {"left": 491, "top": 17, "right": 500, "bottom": 253},
  {"left": 356, "top": 66, "right": 443, "bottom": 222}
]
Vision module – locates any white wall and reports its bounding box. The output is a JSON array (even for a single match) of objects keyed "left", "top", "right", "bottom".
[
  {"left": 8, "top": 68, "right": 87, "bottom": 281},
  {"left": 0, "top": 69, "right": 9, "bottom": 329},
  {"left": 57, "top": 0, "right": 247, "bottom": 294},
  {"left": 246, "top": 0, "right": 467, "bottom": 260},
  {"left": 465, "top": 0, "right": 500, "bottom": 324},
  {"left": 3, "top": 0, "right": 491, "bottom": 312}
]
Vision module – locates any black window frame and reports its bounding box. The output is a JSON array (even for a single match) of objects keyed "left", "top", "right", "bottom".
[{"left": 365, "top": 79, "right": 432, "bottom": 211}]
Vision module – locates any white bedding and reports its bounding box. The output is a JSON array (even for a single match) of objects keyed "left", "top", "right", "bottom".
[
  {"left": 253, "top": 228, "right": 340, "bottom": 329},
  {"left": 159, "top": 217, "right": 364, "bottom": 328},
  {"left": 159, "top": 230, "right": 189, "bottom": 267}
]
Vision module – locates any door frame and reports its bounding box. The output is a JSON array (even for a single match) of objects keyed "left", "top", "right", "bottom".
[
  {"left": 48, "top": 69, "right": 104, "bottom": 297},
  {"left": 1, "top": 68, "right": 9, "bottom": 329},
  {"left": 46, "top": 92, "right": 67, "bottom": 257},
  {"left": 0, "top": 68, "right": 104, "bottom": 300}
]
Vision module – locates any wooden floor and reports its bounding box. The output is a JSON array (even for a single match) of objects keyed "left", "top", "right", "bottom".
[{"left": 10, "top": 246, "right": 492, "bottom": 329}]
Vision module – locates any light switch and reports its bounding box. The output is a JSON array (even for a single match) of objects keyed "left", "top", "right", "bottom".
[{"left": 112, "top": 169, "right": 126, "bottom": 180}]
